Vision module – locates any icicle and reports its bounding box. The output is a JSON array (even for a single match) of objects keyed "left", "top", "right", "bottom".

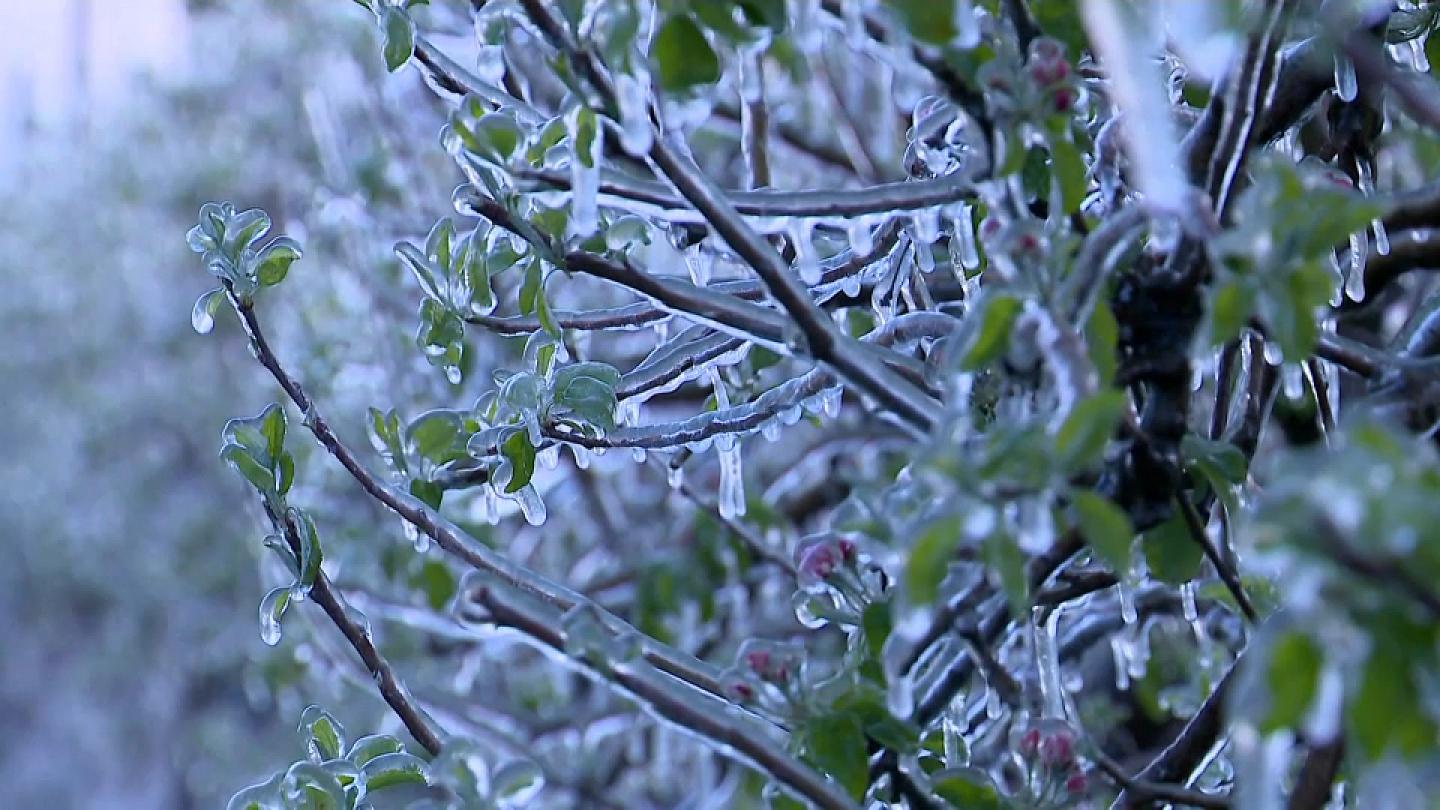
[
  {"left": 444, "top": 364, "right": 462, "bottom": 385},
  {"left": 1333, "top": 54, "right": 1358, "bottom": 102},
  {"left": 614, "top": 73, "right": 653, "bottom": 156},
  {"left": 1110, "top": 635, "right": 1132, "bottom": 690},
  {"left": 847, "top": 219, "right": 874, "bottom": 256},
  {"left": 1262, "top": 340, "right": 1283, "bottom": 366},
  {"left": 710, "top": 369, "right": 747, "bottom": 519},
  {"left": 570, "top": 444, "right": 591, "bottom": 470},
  {"left": 760, "top": 418, "right": 781, "bottom": 442},
  {"left": 537, "top": 444, "right": 560, "bottom": 470},
  {"left": 1181, "top": 581, "right": 1199, "bottom": 623},
  {"left": 666, "top": 465, "right": 684, "bottom": 490},
  {"left": 514, "top": 485, "right": 547, "bottom": 525},
  {"left": 259, "top": 587, "right": 288, "bottom": 646},
  {"left": 953, "top": 0, "right": 981, "bottom": 49},
  {"left": 952, "top": 204, "right": 980, "bottom": 271},
  {"left": 404, "top": 518, "right": 429, "bottom": 553},
  {"left": 819, "top": 386, "right": 842, "bottom": 418},
  {"left": 887, "top": 672, "right": 916, "bottom": 719},
  {"left": 792, "top": 220, "right": 821, "bottom": 285},
  {"left": 1032, "top": 606, "right": 1065, "bottom": 718},
  {"left": 1346, "top": 231, "right": 1368, "bottom": 303},
  {"left": 1372, "top": 218, "right": 1390, "bottom": 256},
  {"left": 480, "top": 483, "right": 500, "bottom": 525},
  {"left": 1282, "top": 364, "right": 1305, "bottom": 400},
  {"left": 1118, "top": 581, "right": 1138, "bottom": 625},
  {"left": 985, "top": 683, "right": 1003, "bottom": 719}
]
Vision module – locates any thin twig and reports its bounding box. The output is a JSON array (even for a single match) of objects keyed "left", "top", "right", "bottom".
[
  {"left": 466, "top": 584, "right": 860, "bottom": 810},
  {"left": 264, "top": 502, "right": 445, "bottom": 755},
  {"left": 220, "top": 282, "right": 732, "bottom": 702},
  {"left": 1177, "top": 496, "right": 1256, "bottom": 622},
  {"left": 1114, "top": 657, "right": 1239, "bottom": 807},
  {"left": 1091, "top": 746, "right": 1230, "bottom": 809}
]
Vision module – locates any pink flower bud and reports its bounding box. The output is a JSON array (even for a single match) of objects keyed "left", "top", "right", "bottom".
[
  {"left": 1065, "top": 771, "right": 1088, "bottom": 794},
  {"left": 1018, "top": 728, "right": 1041, "bottom": 758},
  {"left": 795, "top": 535, "right": 850, "bottom": 585},
  {"left": 745, "top": 649, "right": 772, "bottom": 676},
  {"left": 728, "top": 681, "right": 754, "bottom": 702},
  {"left": 1040, "top": 730, "right": 1075, "bottom": 768},
  {"left": 1028, "top": 37, "right": 1065, "bottom": 66},
  {"left": 1050, "top": 87, "right": 1077, "bottom": 113},
  {"left": 837, "top": 537, "right": 858, "bottom": 563}
]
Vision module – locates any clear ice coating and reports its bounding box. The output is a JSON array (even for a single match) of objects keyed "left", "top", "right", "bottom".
[{"left": 709, "top": 370, "right": 747, "bottom": 519}]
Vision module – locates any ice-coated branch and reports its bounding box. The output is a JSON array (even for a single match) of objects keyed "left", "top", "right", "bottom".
[
  {"left": 463, "top": 583, "right": 861, "bottom": 810},
  {"left": 262, "top": 502, "right": 445, "bottom": 755},
  {"left": 548, "top": 313, "right": 956, "bottom": 451},
  {"left": 218, "top": 282, "right": 736, "bottom": 703},
  {"left": 513, "top": 166, "right": 974, "bottom": 219},
  {"left": 1176, "top": 495, "right": 1256, "bottom": 622},
  {"left": 463, "top": 223, "right": 900, "bottom": 342},
  {"left": 1113, "top": 660, "right": 1238, "bottom": 808},
  {"left": 1342, "top": 28, "right": 1440, "bottom": 131},
  {"left": 413, "top": 36, "right": 544, "bottom": 124},
  {"left": 1090, "top": 747, "right": 1229, "bottom": 809},
  {"left": 514, "top": 0, "right": 942, "bottom": 436},
  {"left": 617, "top": 330, "right": 747, "bottom": 401}
]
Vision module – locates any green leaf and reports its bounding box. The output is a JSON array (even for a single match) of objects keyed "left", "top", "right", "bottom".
[
  {"left": 382, "top": 7, "right": 416, "bottom": 72},
  {"left": 299, "top": 706, "right": 346, "bottom": 762},
  {"left": 1209, "top": 281, "right": 1250, "bottom": 346},
  {"left": 1262, "top": 631, "right": 1322, "bottom": 733},
  {"left": 226, "top": 208, "right": 272, "bottom": 254},
  {"left": 862, "top": 601, "right": 893, "bottom": 663},
  {"left": 360, "top": 751, "right": 429, "bottom": 791},
  {"left": 553, "top": 375, "right": 618, "bottom": 429},
  {"left": 405, "top": 409, "right": 464, "bottom": 461},
  {"left": 888, "top": 0, "right": 956, "bottom": 45},
  {"left": 961, "top": 294, "right": 1021, "bottom": 370},
  {"left": 396, "top": 242, "right": 443, "bottom": 300},
  {"left": 192, "top": 287, "right": 226, "bottom": 334},
  {"left": 1141, "top": 512, "right": 1204, "bottom": 584},
  {"left": 573, "top": 107, "right": 598, "bottom": 169},
  {"left": 425, "top": 217, "right": 455, "bottom": 274},
  {"left": 652, "top": 14, "right": 721, "bottom": 92},
  {"left": 932, "top": 767, "right": 1005, "bottom": 809},
  {"left": 1349, "top": 640, "right": 1437, "bottom": 759},
  {"left": 412, "top": 559, "right": 456, "bottom": 610},
  {"left": 1181, "top": 434, "right": 1248, "bottom": 487},
  {"left": 1086, "top": 299, "right": 1118, "bottom": 387},
  {"left": 291, "top": 507, "right": 323, "bottom": 590},
  {"left": 519, "top": 259, "right": 542, "bottom": 316},
  {"left": 984, "top": 531, "right": 1029, "bottom": 618},
  {"left": 1055, "top": 390, "right": 1125, "bottom": 471},
  {"left": 222, "top": 443, "right": 276, "bottom": 494},
  {"left": 906, "top": 516, "right": 962, "bottom": 606},
  {"left": 255, "top": 237, "right": 302, "bottom": 286},
  {"left": 1049, "top": 136, "right": 1087, "bottom": 214},
  {"left": 410, "top": 478, "right": 444, "bottom": 510},
  {"left": 553, "top": 361, "right": 622, "bottom": 391},
  {"left": 804, "top": 714, "right": 868, "bottom": 800},
  {"left": 259, "top": 403, "right": 287, "bottom": 463},
  {"left": 1071, "top": 489, "right": 1134, "bottom": 574},
  {"left": 348, "top": 734, "right": 405, "bottom": 766},
  {"left": 502, "top": 429, "right": 536, "bottom": 493}
]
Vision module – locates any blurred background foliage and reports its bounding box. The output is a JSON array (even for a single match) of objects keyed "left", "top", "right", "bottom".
[{"left": 0, "top": 2, "right": 451, "bottom": 805}]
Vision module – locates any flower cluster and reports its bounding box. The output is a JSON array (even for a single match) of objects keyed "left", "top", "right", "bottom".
[{"left": 1014, "top": 720, "right": 1089, "bottom": 804}]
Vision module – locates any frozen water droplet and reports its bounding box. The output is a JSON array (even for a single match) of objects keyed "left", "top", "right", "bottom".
[
  {"left": 570, "top": 444, "right": 591, "bottom": 470},
  {"left": 953, "top": 0, "right": 981, "bottom": 49},
  {"left": 538, "top": 444, "right": 560, "bottom": 469},
  {"left": 404, "top": 519, "right": 429, "bottom": 553},
  {"left": 631, "top": 447, "right": 647, "bottom": 463},
  {"left": 1372, "top": 218, "right": 1389, "bottom": 256},
  {"left": 259, "top": 587, "right": 289, "bottom": 646},
  {"left": 1262, "top": 340, "right": 1283, "bottom": 366},
  {"left": 445, "top": 365, "right": 463, "bottom": 385},
  {"left": 1283, "top": 364, "right": 1305, "bottom": 400},
  {"left": 666, "top": 465, "right": 684, "bottom": 489},
  {"left": 985, "top": 684, "right": 1003, "bottom": 719}
]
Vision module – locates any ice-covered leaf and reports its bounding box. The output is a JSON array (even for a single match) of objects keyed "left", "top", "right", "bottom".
[
  {"left": 1055, "top": 390, "right": 1125, "bottom": 472},
  {"left": 254, "top": 237, "right": 301, "bottom": 287},
  {"left": 501, "top": 429, "right": 536, "bottom": 493},
  {"left": 382, "top": 6, "right": 415, "bottom": 72},
  {"left": 1140, "top": 512, "right": 1202, "bottom": 585},
  {"left": 652, "top": 14, "right": 720, "bottom": 92},
  {"left": 299, "top": 706, "right": 347, "bottom": 763},
  {"left": 1070, "top": 489, "right": 1133, "bottom": 574}
]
